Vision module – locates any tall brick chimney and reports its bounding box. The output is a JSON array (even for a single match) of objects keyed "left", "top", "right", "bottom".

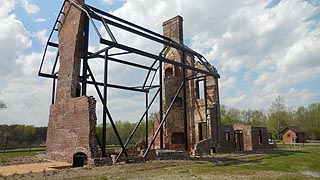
[
  {"left": 161, "top": 16, "right": 187, "bottom": 150},
  {"left": 163, "top": 16, "right": 183, "bottom": 44},
  {"left": 46, "top": 0, "right": 98, "bottom": 166},
  {"left": 156, "top": 15, "right": 222, "bottom": 154}
]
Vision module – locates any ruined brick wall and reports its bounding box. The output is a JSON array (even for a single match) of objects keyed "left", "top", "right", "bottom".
[
  {"left": 47, "top": 96, "right": 97, "bottom": 162},
  {"left": 233, "top": 124, "right": 252, "bottom": 151},
  {"left": 157, "top": 16, "right": 221, "bottom": 154},
  {"left": 219, "top": 126, "right": 236, "bottom": 153},
  {"left": 231, "top": 125, "right": 275, "bottom": 151},
  {"left": 162, "top": 16, "right": 186, "bottom": 151},
  {"left": 46, "top": 0, "right": 98, "bottom": 164},
  {"left": 251, "top": 127, "right": 275, "bottom": 150}
]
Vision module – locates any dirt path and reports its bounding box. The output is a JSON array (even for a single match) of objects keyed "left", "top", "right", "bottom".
[{"left": 0, "top": 160, "right": 70, "bottom": 176}]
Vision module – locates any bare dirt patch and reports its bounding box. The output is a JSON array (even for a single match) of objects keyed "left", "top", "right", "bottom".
[{"left": 0, "top": 159, "right": 70, "bottom": 176}]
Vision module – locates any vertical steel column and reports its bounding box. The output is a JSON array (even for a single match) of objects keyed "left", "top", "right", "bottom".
[
  {"left": 102, "top": 49, "right": 108, "bottom": 157},
  {"left": 145, "top": 92, "right": 149, "bottom": 148},
  {"left": 82, "top": 14, "right": 89, "bottom": 96},
  {"left": 215, "top": 77, "right": 221, "bottom": 144},
  {"left": 204, "top": 76, "right": 208, "bottom": 138},
  {"left": 182, "top": 51, "right": 188, "bottom": 151},
  {"left": 51, "top": 78, "right": 56, "bottom": 104},
  {"left": 159, "top": 60, "right": 163, "bottom": 149}
]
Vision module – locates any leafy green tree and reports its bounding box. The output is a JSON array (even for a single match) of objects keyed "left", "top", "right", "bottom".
[
  {"left": 0, "top": 125, "right": 46, "bottom": 150},
  {"left": 223, "top": 108, "right": 241, "bottom": 125},
  {"left": 267, "top": 96, "right": 290, "bottom": 139},
  {"left": 96, "top": 113, "right": 156, "bottom": 146},
  {"left": 243, "top": 109, "right": 267, "bottom": 126},
  {"left": 303, "top": 103, "right": 320, "bottom": 140}
]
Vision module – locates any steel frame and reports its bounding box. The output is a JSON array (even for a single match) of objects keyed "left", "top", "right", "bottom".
[{"left": 39, "top": 0, "right": 220, "bottom": 162}]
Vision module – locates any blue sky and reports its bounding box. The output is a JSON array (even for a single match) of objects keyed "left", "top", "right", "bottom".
[{"left": 0, "top": 0, "right": 319, "bottom": 126}]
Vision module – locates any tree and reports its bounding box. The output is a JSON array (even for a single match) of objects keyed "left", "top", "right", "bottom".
[
  {"left": 267, "top": 96, "right": 290, "bottom": 139},
  {"left": 0, "top": 100, "right": 6, "bottom": 109},
  {"left": 242, "top": 109, "right": 268, "bottom": 126},
  {"left": 0, "top": 93, "right": 6, "bottom": 109},
  {"left": 222, "top": 108, "right": 241, "bottom": 125},
  {"left": 303, "top": 103, "right": 320, "bottom": 140}
]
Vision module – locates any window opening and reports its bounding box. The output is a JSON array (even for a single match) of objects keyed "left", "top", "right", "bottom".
[
  {"left": 198, "top": 122, "right": 207, "bottom": 141},
  {"left": 258, "top": 130, "right": 262, "bottom": 144},
  {"left": 165, "top": 67, "right": 173, "bottom": 77},
  {"left": 196, "top": 79, "right": 205, "bottom": 99},
  {"left": 225, "top": 132, "right": 230, "bottom": 141}
]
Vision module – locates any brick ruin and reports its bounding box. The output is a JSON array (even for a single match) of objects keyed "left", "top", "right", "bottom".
[
  {"left": 46, "top": 0, "right": 98, "bottom": 166},
  {"left": 44, "top": 1, "right": 275, "bottom": 166},
  {"left": 151, "top": 16, "right": 221, "bottom": 155},
  {"left": 153, "top": 16, "right": 275, "bottom": 155}
]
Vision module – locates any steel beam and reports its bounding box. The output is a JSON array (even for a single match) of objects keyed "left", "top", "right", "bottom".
[{"left": 100, "top": 38, "right": 220, "bottom": 78}]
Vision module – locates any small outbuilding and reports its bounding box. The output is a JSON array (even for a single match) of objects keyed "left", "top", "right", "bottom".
[{"left": 282, "top": 126, "right": 306, "bottom": 144}]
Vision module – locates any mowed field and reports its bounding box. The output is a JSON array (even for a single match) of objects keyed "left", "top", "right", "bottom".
[{"left": 1, "top": 145, "right": 320, "bottom": 180}]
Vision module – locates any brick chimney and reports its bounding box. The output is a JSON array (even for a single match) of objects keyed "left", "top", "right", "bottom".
[{"left": 46, "top": 0, "right": 98, "bottom": 166}]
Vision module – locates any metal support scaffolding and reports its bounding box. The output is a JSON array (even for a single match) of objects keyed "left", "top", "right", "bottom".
[
  {"left": 39, "top": 0, "right": 219, "bottom": 162},
  {"left": 182, "top": 51, "right": 188, "bottom": 151}
]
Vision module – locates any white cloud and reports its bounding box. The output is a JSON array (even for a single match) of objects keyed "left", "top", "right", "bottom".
[
  {"left": 0, "top": 1, "right": 16, "bottom": 18},
  {"left": 102, "top": 0, "right": 114, "bottom": 5},
  {"left": 0, "top": 3, "right": 32, "bottom": 76},
  {"left": 220, "top": 77, "right": 237, "bottom": 92},
  {"left": 20, "top": 0, "right": 40, "bottom": 14},
  {"left": 34, "top": 18, "right": 46, "bottom": 22},
  {"left": 32, "top": 29, "right": 48, "bottom": 45},
  {"left": 0, "top": 52, "right": 52, "bottom": 126},
  {"left": 99, "top": 0, "right": 320, "bottom": 113}
]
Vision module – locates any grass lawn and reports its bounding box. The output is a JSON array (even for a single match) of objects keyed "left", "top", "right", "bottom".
[
  {"left": 0, "top": 151, "right": 37, "bottom": 164},
  {"left": 87, "top": 147, "right": 320, "bottom": 180}
]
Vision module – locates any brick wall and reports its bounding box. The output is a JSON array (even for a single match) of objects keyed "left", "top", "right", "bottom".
[
  {"left": 283, "top": 130, "right": 297, "bottom": 144},
  {"left": 46, "top": 96, "right": 98, "bottom": 163},
  {"left": 46, "top": 0, "right": 98, "bottom": 164},
  {"left": 156, "top": 16, "right": 221, "bottom": 155}
]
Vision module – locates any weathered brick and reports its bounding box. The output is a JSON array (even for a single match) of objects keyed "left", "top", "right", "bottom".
[{"left": 46, "top": 0, "right": 98, "bottom": 165}]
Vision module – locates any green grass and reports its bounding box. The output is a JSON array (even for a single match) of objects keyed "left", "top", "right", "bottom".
[
  {"left": 239, "top": 147, "right": 320, "bottom": 172},
  {"left": 0, "top": 151, "right": 37, "bottom": 163},
  {"left": 84, "top": 147, "right": 320, "bottom": 180}
]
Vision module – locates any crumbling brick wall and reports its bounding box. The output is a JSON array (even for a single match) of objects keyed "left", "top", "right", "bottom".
[
  {"left": 46, "top": 0, "right": 98, "bottom": 164},
  {"left": 157, "top": 16, "right": 221, "bottom": 154},
  {"left": 219, "top": 126, "right": 236, "bottom": 153}
]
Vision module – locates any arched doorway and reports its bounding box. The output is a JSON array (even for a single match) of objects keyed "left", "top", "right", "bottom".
[{"left": 72, "top": 152, "right": 88, "bottom": 167}]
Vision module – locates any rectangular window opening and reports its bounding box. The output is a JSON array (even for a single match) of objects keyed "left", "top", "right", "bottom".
[
  {"left": 225, "top": 132, "right": 230, "bottom": 141},
  {"left": 196, "top": 80, "right": 205, "bottom": 99},
  {"left": 199, "top": 122, "right": 207, "bottom": 141},
  {"left": 258, "top": 130, "right": 262, "bottom": 144}
]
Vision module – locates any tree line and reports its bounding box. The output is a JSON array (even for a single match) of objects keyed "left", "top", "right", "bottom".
[
  {"left": 96, "top": 113, "right": 155, "bottom": 146},
  {"left": 221, "top": 96, "right": 320, "bottom": 140},
  {"left": 0, "top": 125, "right": 47, "bottom": 150}
]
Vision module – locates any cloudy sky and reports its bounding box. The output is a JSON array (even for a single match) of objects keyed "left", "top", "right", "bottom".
[{"left": 0, "top": 0, "right": 319, "bottom": 126}]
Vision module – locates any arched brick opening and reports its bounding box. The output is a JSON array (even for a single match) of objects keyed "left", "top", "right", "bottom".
[{"left": 72, "top": 152, "right": 88, "bottom": 167}]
